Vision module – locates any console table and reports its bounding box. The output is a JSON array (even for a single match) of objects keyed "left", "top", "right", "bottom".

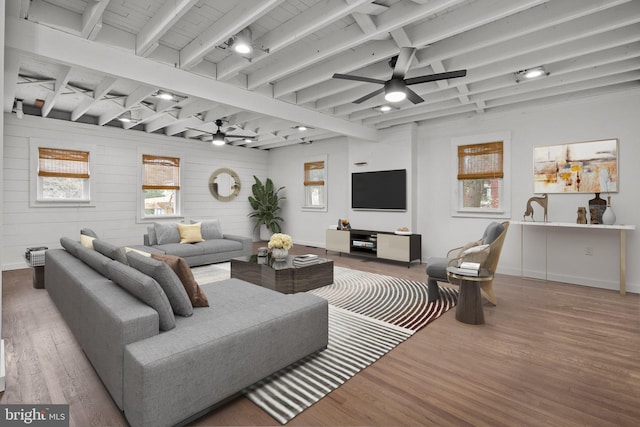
[{"left": 511, "top": 221, "right": 635, "bottom": 295}]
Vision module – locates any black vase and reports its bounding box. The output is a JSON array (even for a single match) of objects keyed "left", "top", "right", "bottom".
[{"left": 588, "top": 193, "right": 606, "bottom": 224}]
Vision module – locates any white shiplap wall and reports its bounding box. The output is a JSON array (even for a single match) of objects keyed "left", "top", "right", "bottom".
[{"left": 2, "top": 113, "right": 267, "bottom": 270}]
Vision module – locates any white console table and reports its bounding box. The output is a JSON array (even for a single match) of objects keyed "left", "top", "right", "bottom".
[{"left": 511, "top": 221, "right": 636, "bottom": 295}]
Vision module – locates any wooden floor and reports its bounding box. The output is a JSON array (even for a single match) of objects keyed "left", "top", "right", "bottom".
[{"left": 2, "top": 244, "right": 639, "bottom": 426}]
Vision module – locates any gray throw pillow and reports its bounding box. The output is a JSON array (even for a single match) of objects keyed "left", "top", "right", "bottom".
[
  {"left": 107, "top": 261, "right": 176, "bottom": 331},
  {"left": 60, "top": 236, "right": 82, "bottom": 257},
  {"left": 196, "top": 219, "right": 223, "bottom": 240},
  {"left": 481, "top": 222, "right": 504, "bottom": 245},
  {"left": 77, "top": 245, "right": 112, "bottom": 278},
  {"left": 147, "top": 225, "right": 157, "bottom": 246},
  {"left": 154, "top": 222, "right": 181, "bottom": 244},
  {"left": 126, "top": 252, "right": 193, "bottom": 317},
  {"left": 93, "top": 239, "right": 128, "bottom": 265}
]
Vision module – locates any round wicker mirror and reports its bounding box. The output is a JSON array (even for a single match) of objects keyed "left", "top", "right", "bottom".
[{"left": 209, "top": 168, "right": 241, "bottom": 202}]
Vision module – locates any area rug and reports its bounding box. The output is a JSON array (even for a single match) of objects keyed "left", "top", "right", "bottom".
[{"left": 192, "top": 264, "right": 458, "bottom": 424}]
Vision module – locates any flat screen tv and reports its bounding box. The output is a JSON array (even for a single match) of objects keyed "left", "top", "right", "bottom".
[{"left": 351, "top": 169, "right": 407, "bottom": 210}]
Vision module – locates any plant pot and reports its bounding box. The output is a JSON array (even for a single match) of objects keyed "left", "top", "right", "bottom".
[{"left": 260, "top": 224, "right": 273, "bottom": 241}]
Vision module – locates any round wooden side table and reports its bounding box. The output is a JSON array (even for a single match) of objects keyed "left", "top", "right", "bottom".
[{"left": 447, "top": 266, "right": 493, "bottom": 325}]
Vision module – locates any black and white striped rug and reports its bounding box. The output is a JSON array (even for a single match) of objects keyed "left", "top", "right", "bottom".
[{"left": 241, "top": 266, "right": 458, "bottom": 424}]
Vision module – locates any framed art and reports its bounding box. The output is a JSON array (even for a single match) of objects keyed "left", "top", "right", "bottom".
[{"left": 533, "top": 138, "right": 618, "bottom": 193}]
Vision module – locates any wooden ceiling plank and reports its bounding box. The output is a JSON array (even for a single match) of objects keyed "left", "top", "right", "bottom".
[
  {"left": 136, "top": 0, "right": 200, "bottom": 57},
  {"left": 248, "top": 0, "right": 464, "bottom": 91},
  {"left": 217, "top": 0, "right": 374, "bottom": 80},
  {"left": 179, "top": 0, "right": 284, "bottom": 70}
]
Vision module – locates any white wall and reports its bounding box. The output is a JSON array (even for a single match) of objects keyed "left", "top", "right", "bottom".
[
  {"left": 2, "top": 113, "right": 268, "bottom": 269},
  {"left": 419, "top": 90, "right": 640, "bottom": 294}
]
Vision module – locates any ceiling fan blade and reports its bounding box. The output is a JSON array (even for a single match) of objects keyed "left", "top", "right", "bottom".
[
  {"left": 405, "top": 87, "right": 424, "bottom": 104},
  {"left": 332, "top": 73, "right": 386, "bottom": 85},
  {"left": 226, "top": 134, "right": 255, "bottom": 139},
  {"left": 392, "top": 47, "right": 416, "bottom": 79},
  {"left": 405, "top": 69, "right": 467, "bottom": 86},
  {"left": 353, "top": 87, "right": 385, "bottom": 104},
  {"left": 185, "top": 127, "right": 212, "bottom": 134}
]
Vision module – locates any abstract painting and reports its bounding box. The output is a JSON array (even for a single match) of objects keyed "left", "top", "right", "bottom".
[{"left": 533, "top": 138, "right": 618, "bottom": 193}]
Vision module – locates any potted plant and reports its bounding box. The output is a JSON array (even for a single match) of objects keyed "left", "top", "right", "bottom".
[{"left": 248, "top": 176, "right": 286, "bottom": 240}]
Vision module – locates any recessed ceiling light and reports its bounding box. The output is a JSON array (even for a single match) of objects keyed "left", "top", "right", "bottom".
[
  {"left": 243, "top": 138, "right": 253, "bottom": 143},
  {"left": 296, "top": 125, "right": 308, "bottom": 131},
  {"left": 155, "top": 90, "right": 174, "bottom": 100},
  {"left": 232, "top": 29, "right": 253, "bottom": 55},
  {"left": 378, "top": 105, "right": 392, "bottom": 112},
  {"left": 515, "top": 66, "right": 548, "bottom": 82}
]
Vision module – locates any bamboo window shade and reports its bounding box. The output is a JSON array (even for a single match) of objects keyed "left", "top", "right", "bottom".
[
  {"left": 457, "top": 141, "right": 504, "bottom": 180},
  {"left": 38, "top": 147, "right": 90, "bottom": 178},
  {"left": 304, "top": 160, "right": 325, "bottom": 186},
  {"left": 142, "top": 155, "right": 180, "bottom": 190}
]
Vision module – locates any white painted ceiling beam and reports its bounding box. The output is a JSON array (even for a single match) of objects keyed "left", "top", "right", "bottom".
[
  {"left": 136, "top": 0, "right": 199, "bottom": 57},
  {"left": 165, "top": 116, "right": 205, "bottom": 136},
  {"left": 179, "top": 0, "right": 284, "bottom": 70},
  {"left": 123, "top": 98, "right": 187, "bottom": 130},
  {"left": 71, "top": 75, "right": 117, "bottom": 121},
  {"left": 6, "top": 17, "right": 377, "bottom": 141},
  {"left": 145, "top": 114, "right": 178, "bottom": 134},
  {"left": 334, "top": 22, "right": 640, "bottom": 118},
  {"left": 351, "top": 12, "right": 377, "bottom": 35},
  {"left": 247, "top": 0, "right": 464, "bottom": 90},
  {"left": 97, "top": 85, "right": 155, "bottom": 126},
  {"left": 178, "top": 99, "right": 217, "bottom": 120},
  {"left": 42, "top": 65, "right": 71, "bottom": 117},
  {"left": 82, "top": 0, "right": 110, "bottom": 40},
  {"left": 3, "top": 49, "right": 22, "bottom": 112},
  {"left": 5, "top": 0, "right": 30, "bottom": 19},
  {"left": 389, "top": 28, "right": 413, "bottom": 48},
  {"left": 217, "top": 0, "right": 374, "bottom": 81},
  {"left": 276, "top": 0, "right": 546, "bottom": 99}
]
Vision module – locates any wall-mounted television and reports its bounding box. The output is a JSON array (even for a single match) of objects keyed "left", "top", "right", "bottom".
[{"left": 351, "top": 169, "right": 407, "bottom": 211}]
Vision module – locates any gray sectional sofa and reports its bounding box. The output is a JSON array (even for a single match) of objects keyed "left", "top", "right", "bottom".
[
  {"left": 142, "top": 219, "right": 252, "bottom": 266},
  {"left": 45, "top": 236, "right": 329, "bottom": 427}
]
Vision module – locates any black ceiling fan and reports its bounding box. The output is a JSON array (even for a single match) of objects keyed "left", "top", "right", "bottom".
[
  {"left": 186, "top": 119, "right": 255, "bottom": 146},
  {"left": 332, "top": 47, "right": 467, "bottom": 104}
]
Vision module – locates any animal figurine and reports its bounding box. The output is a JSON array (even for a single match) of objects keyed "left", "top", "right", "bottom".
[
  {"left": 576, "top": 207, "right": 587, "bottom": 224},
  {"left": 524, "top": 193, "right": 548, "bottom": 222}
]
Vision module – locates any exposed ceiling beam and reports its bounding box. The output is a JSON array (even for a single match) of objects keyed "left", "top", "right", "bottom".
[
  {"left": 247, "top": 0, "right": 464, "bottom": 91},
  {"left": 98, "top": 85, "right": 155, "bottom": 126},
  {"left": 179, "top": 0, "right": 284, "bottom": 70},
  {"left": 136, "top": 0, "right": 199, "bottom": 57},
  {"left": 217, "top": 0, "right": 374, "bottom": 81},
  {"left": 42, "top": 65, "right": 72, "bottom": 117},
  {"left": 71, "top": 75, "right": 117, "bottom": 121},
  {"left": 351, "top": 12, "right": 377, "bottom": 35},
  {"left": 4, "top": 49, "right": 22, "bottom": 112},
  {"left": 82, "top": 0, "right": 110, "bottom": 40}
]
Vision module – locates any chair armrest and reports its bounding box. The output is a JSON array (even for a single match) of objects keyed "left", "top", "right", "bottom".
[{"left": 446, "top": 246, "right": 464, "bottom": 260}]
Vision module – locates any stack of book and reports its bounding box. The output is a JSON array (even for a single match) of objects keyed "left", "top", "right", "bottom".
[
  {"left": 293, "top": 254, "right": 320, "bottom": 267},
  {"left": 457, "top": 261, "right": 481, "bottom": 276}
]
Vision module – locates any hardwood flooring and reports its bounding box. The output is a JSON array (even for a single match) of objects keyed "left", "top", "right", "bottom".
[{"left": 2, "top": 244, "right": 639, "bottom": 426}]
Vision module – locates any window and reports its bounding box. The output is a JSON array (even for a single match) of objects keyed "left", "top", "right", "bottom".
[
  {"left": 451, "top": 132, "right": 511, "bottom": 218},
  {"left": 37, "top": 147, "right": 90, "bottom": 202},
  {"left": 303, "top": 158, "right": 326, "bottom": 210},
  {"left": 141, "top": 154, "right": 181, "bottom": 217}
]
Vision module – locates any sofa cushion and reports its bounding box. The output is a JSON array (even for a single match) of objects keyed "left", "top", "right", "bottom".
[
  {"left": 152, "top": 242, "right": 206, "bottom": 258},
  {"left": 177, "top": 223, "right": 205, "bottom": 244},
  {"left": 196, "top": 219, "right": 223, "bottom": 240},
  {"left": 77, "top": 245, "right": 112, "bottom": 278},
  {"left": 107, "top": 261, "right": 176, "bottom": 331},
  {"left": 151, "top": 254, "right": 209, "bottom": 307},
  {"left": 126, "top": 252, "right": 193, "bottom": 317},
  {"left": 197, "top": 239, "right": 243, "bottom": 253},
  {"left": 60, "top": 236, "right": 82, "bottom": 257},
  {"left": 155, "top": 223, "right": 181, "bottom": 245},
  {"left": 147, "top": 225, "right": 157, "bottom": 246},
  {"left": 93, "top": 239, "right": 128, "bottom": 265}
]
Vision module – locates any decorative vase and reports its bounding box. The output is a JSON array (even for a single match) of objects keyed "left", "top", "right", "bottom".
[
  {"left": 588, "top": 193, "right": 606, "bottom": 224},
  {"left": 602, "top": 197, "right": 616, "bottom": 225},
  {"left": 271, "top": 247, "right": 288, "bottom": 261}
]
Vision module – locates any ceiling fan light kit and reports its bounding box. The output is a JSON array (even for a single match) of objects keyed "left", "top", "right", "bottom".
[
  {"left": 332, "top": 47, "right": 467, "bottom": 105},
  {"left": 187, "top": 119, "right": 255, "bottom": 146}
]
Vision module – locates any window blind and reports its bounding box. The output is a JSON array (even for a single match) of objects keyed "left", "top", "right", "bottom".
[
  {"left": 142, "top": 155, "right": 181, "bottom": 189},
  {"left": 457, "top": 141, "right": 504, "bottom": 180},
  {"left": 304, "top": 161, "right": 325, "bottom": 186},
  {"left": 38, "top": 147, "right": 90, "bottom": 178}
]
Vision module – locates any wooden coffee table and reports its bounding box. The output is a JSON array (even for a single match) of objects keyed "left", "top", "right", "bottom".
[{"left": 231, "top": 255, "right": 334, "bottom": 294}]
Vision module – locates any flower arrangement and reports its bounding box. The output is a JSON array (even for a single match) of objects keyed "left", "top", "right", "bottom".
[{"left": 268, "top": 233, "right": 293, "bottom": 250}]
